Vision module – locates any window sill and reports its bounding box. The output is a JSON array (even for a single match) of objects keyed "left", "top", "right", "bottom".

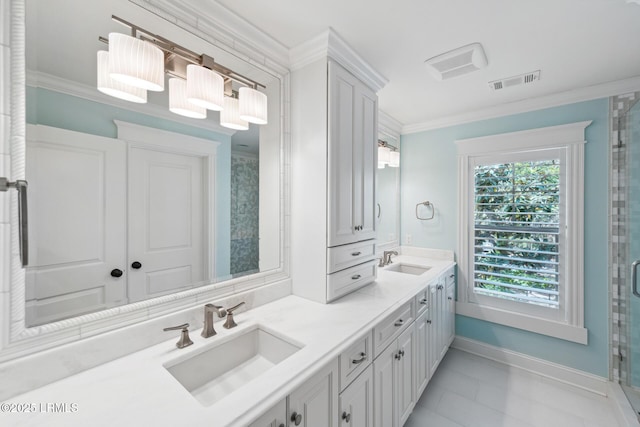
[{"left": 456, "top": 302, "right": 588, "bottom": 345}]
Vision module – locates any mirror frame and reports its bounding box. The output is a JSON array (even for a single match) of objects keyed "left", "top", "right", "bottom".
[{"left": 0, "top": 0, "right": 291, "bottom": 362}]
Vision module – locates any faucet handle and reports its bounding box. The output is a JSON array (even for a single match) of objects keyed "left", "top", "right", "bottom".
[
  {"left": 163, "top": 323, "right": 193, "bottom": 349},
  {"left": 223, "top": 302, "right": 246, "bottom": 329}
]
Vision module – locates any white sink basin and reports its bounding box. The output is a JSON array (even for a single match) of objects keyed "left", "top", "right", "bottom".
[
  {"left": 164, "top": 326, "right": 302, "bottom": 406},
  {"left": 385, "top": 263, "right": 431, "bottom": 276}
]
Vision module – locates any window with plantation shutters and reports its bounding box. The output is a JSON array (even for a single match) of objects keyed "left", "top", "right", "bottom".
[
  {"left": 455, "top": 121, "right": 590, "bottom": 344},
  {"left": 473, "top": 159, "right": 561, "bottom": 308}
]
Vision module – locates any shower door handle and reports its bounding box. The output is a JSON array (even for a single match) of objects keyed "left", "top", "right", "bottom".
[{"left": 633, "top": 260, "right": 640, "bottom": 298}]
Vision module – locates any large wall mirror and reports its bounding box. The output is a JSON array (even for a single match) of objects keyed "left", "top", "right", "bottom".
[
  {"left": 20, "top": 0, "right": 283, "bottom": 327},
  {"left": 376, "top": 123, "right": 400, "bottom": 252}
]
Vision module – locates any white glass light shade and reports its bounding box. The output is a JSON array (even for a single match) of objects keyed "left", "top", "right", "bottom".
[
  {"left": 108, "top": 33, "right": 165, "bottom": 92},
  {"left": 220, "top": 96, "right": 249, "bottom": 130},
  {"left": 186, "top": 65, "right": 224, "bottom": 111},
  {"left": 97, "top": 51, "right": 147, "bottom": 103},
  {"left": 169, "top": 78, "right": 207, "bottom": 119},
  {"left": 239, "top": 87, "right": 268, "bottom": 125},
  {"left": 378, "top": 146, "right": 391, "bottom": 168},
  {"left": 389, "top": 150, "right": 400, "bottom": 168}
]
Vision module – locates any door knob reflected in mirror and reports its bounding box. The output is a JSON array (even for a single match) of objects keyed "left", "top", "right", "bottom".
[
  {"left": 131, "top": 261, "right": 142, "bottom": 269},
  {"left": 110, "top": 269, "right": 123, "bottom": 278}
]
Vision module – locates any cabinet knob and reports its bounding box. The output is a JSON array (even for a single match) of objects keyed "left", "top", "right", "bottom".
[
  {"left": 394, "top": 319, "right": 404, "bottom": 327},
  {"left": 448, "top": 296, "right": 453, "bottom": 300},
  {"left": 437, "top": 285, "right": 443, "bottom": 290},
  {"left": 419, "top": 298, "right": 428, "bottom": 305},
  {"left": 342, "top": 411, "right": 351, "bottom": 423},
  {"left": 395, "top": 352, "right": 401, "bottom": 360},
  {"left": 131, "top": 261, "right": 142, "bottom": 269},
  {"left": 110, "top": 268, "right": 123, "bottom": 278},
  {"left": 427, "top": 319, "right": 432, "bottom": 324},
  {"left": 399, "top": 349, "right": 405, "bottom": 356},
  {"left": 291, "top": 411, "right": 302, "bottom": 426}
]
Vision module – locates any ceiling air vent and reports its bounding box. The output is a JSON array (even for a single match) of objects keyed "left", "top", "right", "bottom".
[
  {"left": 489, "top": 70, "right": 541, "bottom": 91},
  {"left": 424, "top": 42, "right": 488, "bottom": 81}
]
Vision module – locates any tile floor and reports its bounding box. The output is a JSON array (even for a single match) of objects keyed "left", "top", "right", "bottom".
[{"left": 405, "top": 348, "right": 620, "bottom": 427}]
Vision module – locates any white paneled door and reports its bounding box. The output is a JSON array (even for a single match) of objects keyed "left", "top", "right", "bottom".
[
  {"left": 127, "top": 147, "right": 205, "bottom": 303},
  {"left": 25, "top": 125, "right": 127, "bottom": 325}
]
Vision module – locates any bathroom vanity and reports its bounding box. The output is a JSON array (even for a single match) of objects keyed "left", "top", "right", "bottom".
[{"left": 0, "top": 253, "right": 455, "bottom": 427}]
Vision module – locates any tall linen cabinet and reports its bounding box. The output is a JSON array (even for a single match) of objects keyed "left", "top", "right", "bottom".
[{"left": 291, "top": 31, "right": 387, "bottom": 303}]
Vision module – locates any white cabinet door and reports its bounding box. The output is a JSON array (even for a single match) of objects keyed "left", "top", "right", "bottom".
[
  {"left": 446, "top": 282, "right": 455, "bottom": 348},
  {"left": 289, "top": 359, "right": 339, "bottom": 427},
  {"left": 353, "top": 82, "right": 377, "bottom": 242},
  {"left": 328, "top": 61, "right": 358, "bottom": 247},
  {"left": 397, "top": 326, "right": 415, "bottom": 426},
  {"left": 436, "top": 277, "right": 448, "bottom": 362},
  {"left": 428, "top": 284, "right": 439, "bottom": 378},
  {"left": 414, "top": 310, "right": 429, "bottom": 399},
  {"left": 327, "top": 61, "right": 377, "bottom": 247},
  {"left": 25, "top": 125, "right": 127, "bottom": 325},
  {"left": 128, "top": 147, "right": 205, "bottom": 302},
  {"left": 250, "top": 398, "right": 286, "bottom": 427},
  {"left": 339, "top": 365, "right": 374, "bottom": 427},
  {"left": 373, "top": 342, "right": 396, "bottom": 427}
]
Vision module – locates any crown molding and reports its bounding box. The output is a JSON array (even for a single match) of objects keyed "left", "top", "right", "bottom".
[
  {"left": 130, "top": 0, "right": 289, "bottom": 75},
  {"left": 402, "top": 75, "right": 640, "bottom": 135},
  {"left": 27, "top": 70, "right": 238, "bottom": 136},
  {"left": 290, "top": 28, "right": 388, "bottom": 93}
]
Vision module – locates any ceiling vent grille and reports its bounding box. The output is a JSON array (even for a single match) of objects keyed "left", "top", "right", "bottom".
[
  {"left": 424, "top": 43, "right": 488, "bottom": 81},
  {"left": 489, "top": 70, "right": 541, "bottom": 91}
]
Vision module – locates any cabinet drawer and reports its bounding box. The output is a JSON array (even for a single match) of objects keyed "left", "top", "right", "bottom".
[
  {"left": 339, "top": 330, "right": 373, "bottom": 391},
  {"left": 327, "top": 260, "right": 377, "bottom": 302},
  {"left": 415, "top": 287, "right": 430, "bottom": 316},
  {"left": 327, "top": 241, "right": 376, "bottom": 274},
  {"left": 373, "top": 300, "right": 414, "bottom": 357}
]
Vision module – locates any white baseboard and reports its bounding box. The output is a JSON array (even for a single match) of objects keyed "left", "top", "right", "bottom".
[{"left": 452, "top": 336, "right": 609, "bottom": 396}]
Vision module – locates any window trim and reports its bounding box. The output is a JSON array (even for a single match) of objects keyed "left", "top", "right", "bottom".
[{"left": 456, "top": 121, "right": 591, "bottom": 344}]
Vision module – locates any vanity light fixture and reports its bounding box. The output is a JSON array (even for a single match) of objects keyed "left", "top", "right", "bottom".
[
  {"left": 97, "top": 51, "right": 147, "bottom": 103},
  {"left": 169, "top": 78, "right": 207, "bottom": 119},
  {"left": 220, "top": 95, "right": 249, "bottom": 130},
  {"left": 378, "top": 140, "right": 399, "bottom": 168},
  {"left": 98, "top": 15, "right": 267, "bottom": 128}
]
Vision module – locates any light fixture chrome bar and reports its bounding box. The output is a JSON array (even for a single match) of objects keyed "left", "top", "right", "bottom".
[
  {"left": 0, "top": 178, "right": 28, "bottom": 267},
  {"left": 378, "top": 140, "right": 398, "bottom": 151},
  {"left": 99, "top": 15, "right": 265, "bottom": 90}
]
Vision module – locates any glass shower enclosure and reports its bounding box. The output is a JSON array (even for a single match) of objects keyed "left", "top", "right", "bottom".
[{"left": 619, "top": 96, "right": 640, "bottom": 417}]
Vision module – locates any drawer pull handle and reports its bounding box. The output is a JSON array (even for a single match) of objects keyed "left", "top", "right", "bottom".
[
  {"left": 291, "top": 411, "right": 302, "bottom": 425},
  {"left": 394, "top": 319, "right": 404, "bottom": 327},
  {"left": 449, "top": 274, "right": 455, "bottom": 278},
  {"left": 352, "top": 352, "right": 367, "bottom": 364},
  {"left": 351, "top": 251, "right": 362, "bottom": 256},
  {"left": 352, "top": 274, "right": 361, "bottom": 280},
  {"left": 419, "top": 298, "right": 428, "bottom": 305},
  {"left": 437, "top": 285, "right": 443, "bottom": 290}
]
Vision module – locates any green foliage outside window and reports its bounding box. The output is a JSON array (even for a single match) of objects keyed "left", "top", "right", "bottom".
[{"left": 473, "top": 160, "right": 560, "bottom": 307}]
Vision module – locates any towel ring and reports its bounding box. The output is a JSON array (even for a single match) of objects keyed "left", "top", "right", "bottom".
[{"left": 416, "top": 201, "right": 435, "bottom": 220}]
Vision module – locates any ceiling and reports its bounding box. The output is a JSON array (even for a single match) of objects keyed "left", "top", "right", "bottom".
[{"left": 213, "top": 0, "right": 640, "bottom": 127}]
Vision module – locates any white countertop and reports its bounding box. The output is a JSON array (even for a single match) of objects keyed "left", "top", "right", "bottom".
[{"left": 1, "top": 255, "right": 454, "bottom": 427}]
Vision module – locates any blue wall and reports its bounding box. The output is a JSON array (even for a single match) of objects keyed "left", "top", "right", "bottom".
[
  {"left": 27, "top": 87, "right": 232, "bottom": 278},
  {"left": 401, "top": 98, "right": 610, "bottom": 377}
]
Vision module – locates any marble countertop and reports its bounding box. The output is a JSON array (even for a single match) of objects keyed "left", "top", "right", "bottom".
[{"left": 1, "top": 254, "right": 454, "bottom": 427}]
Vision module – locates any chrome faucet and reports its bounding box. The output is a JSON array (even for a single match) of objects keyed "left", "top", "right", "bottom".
[
  {"left": 163, "top": 323, "right": 193, "bottom": 349},
  {"left": 202, "top": 304, "right": 227, "bottom": 338},
  {"left": 379, "top": 250, "right": 399, "bottom": 267},
  {"left": 223, "top": 302, "right": 246, "bottom": 329}
]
